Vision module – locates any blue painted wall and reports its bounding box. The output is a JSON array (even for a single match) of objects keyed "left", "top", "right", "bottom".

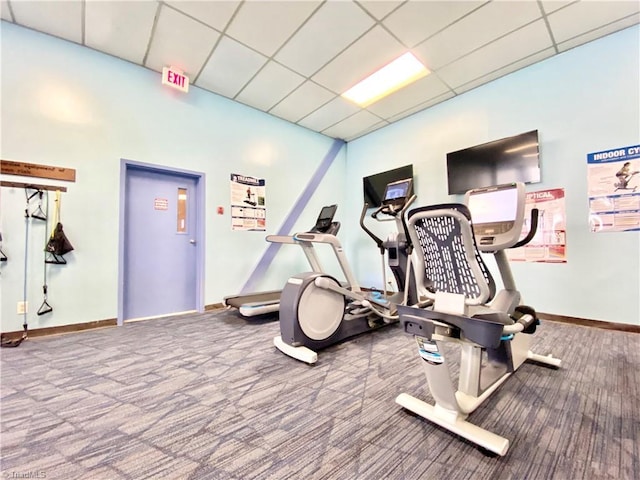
[
  {"left": 345, "top": 25, "right": 640, "bottom": 325},
  {"left": 0, "top": 22, "right": 346, "bottom": 331},
  {"left": 2, "top": 21, "right": 638, "bottom": 330}
]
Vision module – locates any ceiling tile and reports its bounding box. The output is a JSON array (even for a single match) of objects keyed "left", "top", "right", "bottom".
[
  {"left": 453, "top": 47, "right": 555, "bottom": 95},
  {"left": 438, "top": 20, "right": 553, "bottom": 89},
  {"left": 322, "top": 110, "right": 383, "bottom": 140},
  {"left": 1, "top": 1, "right": 13, "bottom": 21},
  {"left": 366, "top": 74, "right": 451, "bottom": 119},
  {"left": 235, "top": 61, "right": 305, "bottom": 111},
  {"left": 166, "top": 1, "right": 240, "bottom": 32},
  {"left": 557, "top": 15, "right": 640, "bottom": 53},
  {"left": 386, "top": 91, "right": 456, "bottom": 123},
  {"left": 540, "top": 1, "right": 573, "bottom": 15},
  {"left": 382, "top": 1, "right": 484, "bottom": 47},
  {"left": 85, "top": 2, "right": 157, "bottom": 65},
  {"left": 226, "top": 1, "right": 320, "bottom": 57},
  {"left": 269, "top": 81, "right": 336, "bottom": 123},
  {"left": 10, "top": 0, "right": 82, "bottom": 44},
  {"left": 413, "top": 1, "right": 542, "bottom": 70},
  {"left": 344, "top": 121, "right": 388, "bottom": 142},
  {"left": 548, "top": 1, "right": 640, "bottom": 43},
  {"left": 312, "top": 25, "right": 406, "bottom": 94},
  {"left": 356, "top": 1, "right": 403, "bottom": 20},
  {"left": 275, "top": 1, "right": 375, "bottom": 77},
  {"left": 145, "top": 5, "right": 220, "bottom": 76},
  {"left": 297, "top": 96, "right": 361, "bottom": 132},
  {"left": 196, "top": 36, "right": 267, "bottom": 99}
]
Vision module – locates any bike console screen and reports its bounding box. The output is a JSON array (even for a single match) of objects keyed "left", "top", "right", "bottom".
[{"left": 466, "top": 183, "right": 525, "bottom": 251}]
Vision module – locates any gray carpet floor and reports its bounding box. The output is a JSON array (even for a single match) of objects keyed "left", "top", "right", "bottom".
[{"left": 1, "top": 310, "right": 638, "bottom": 479}]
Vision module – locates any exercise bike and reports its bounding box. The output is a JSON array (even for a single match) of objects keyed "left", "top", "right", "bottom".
[
  {"left": 274, "top": 178, "right": 417, "bottom": 364},
  {"left": 614, "top": 171, "right": 639, "bottom": 192},
  {"left": 395, "top": 182, "right": 561, "bottom": 456}
]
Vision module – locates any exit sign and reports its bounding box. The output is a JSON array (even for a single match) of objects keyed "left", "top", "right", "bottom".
[{"left": 162, "top": 66, "right": 189, "bottom": 93}]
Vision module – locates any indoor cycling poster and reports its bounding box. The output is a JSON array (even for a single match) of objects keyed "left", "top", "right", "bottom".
[
  {"left": 587, "top": 144, "right": 640, "bottom": 233},
  {"left": 230, "top": 173, "right": 266, "bottom": 231},
  {"left": 507, "top": 188, "right": 567, "bottom": 263}
]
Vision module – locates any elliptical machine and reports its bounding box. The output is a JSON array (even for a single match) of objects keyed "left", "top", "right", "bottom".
[
  {"left": 395, "top": 182, "right": 561, "bottom": 456},
  {"left": 274, "top": 179, "right": 417, "bottom": 364}
]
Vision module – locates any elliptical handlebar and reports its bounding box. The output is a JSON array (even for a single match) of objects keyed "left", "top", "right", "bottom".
[
  {"left": 360, "top": 194, "right": 417, "bottom": 254},
  {"left": 398, "top": 194, "right": 416, "bottom": 254},
  {"left": 360, "top": 203, "right": 384, "bottom": 253},
  {"left": 511, "top": 207, "right": 539, "bottom": 249}
]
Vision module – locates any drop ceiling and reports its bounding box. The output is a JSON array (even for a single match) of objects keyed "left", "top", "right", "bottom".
[{"left": 1, "top": 0, "right": 638, "bottom": 141}]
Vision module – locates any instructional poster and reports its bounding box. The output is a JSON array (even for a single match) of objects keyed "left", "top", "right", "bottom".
[
  {"left": 507, "top": 188, "right": 567, "bottom": 263},
  {"left": 230, "top": 173, "right": 266, "bottom": 231},
  {"left": 587, "top": 144, "right": 640, "bottom": 233}
]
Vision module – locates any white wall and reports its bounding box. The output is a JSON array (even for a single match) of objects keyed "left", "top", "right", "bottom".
[
  {"left": 0, "top": 22, "right": 346, "bottom": 332},
  {"left": 345, "top": 25, "right": 640, "bottom": 325}
]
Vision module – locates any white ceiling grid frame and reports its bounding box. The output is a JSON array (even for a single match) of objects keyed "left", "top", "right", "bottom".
[
  {"left": 453, "top": 47, "right": 556, "bottom": 96},
  {"left": 357, "top": 0, "right": 404, "bottom": 21},
  {"left": 226, "top": 0, "right": 321, "bottom": 57},
  {"left": 9, "top": 0, "right": 82, "bottom": 44},
  {"left": 366, "top": 74, "right": 452, "bottom": 118},
  {"left": 312, "top": 25, "right": 407, "bottom": 94},
  {"left": 269, "top": 80, "right": 336, "bottom": 124},
  {"left": 297, "top": 96, "right": 361, "bottom": 132},
  {"left": 235, "top": 60, "right": 306, "bottom": 112},
  {"left": 196, "top": 36, "right": 268, "bottom": 99},
  {"left": 166, "top": 0, "right": 240, "bottom": 32},
  {"left": 1, "top": 0, "right": 13, "bottom": 21},
  {"left": 413, "top": 0, "right": 543, "bottom": 71},
  {"left": 438, "top": 19, "right": 554, "bottom": 89},
  {"left": 85, "top": 2, "right": 157, "bottom": 65},
  {"left": 546, "top": 0, "right": 640, "bottom": 43},
  {"left": 145, "top": 5, "right": 220, "bottom": 76},
  {"left": 557, "top": 14, "right": 640, "bottom": 53},
  {"left": 322, "top": 109, "right": 383, "bottom": 139},
  {"left": 343, "top": 120, "right": 389, "bottom": 142},
  {"left": 386, "top": 91, "right": 456, "bottom": 123},
  {"left": 540, "top": 0, "right": 574, "bottom": 15},
  {"left": 382, "top": 1, "right": 486, "bottom": 47},
  {"left": 275, "top": 0, "right": 375, "bottom": 77}
]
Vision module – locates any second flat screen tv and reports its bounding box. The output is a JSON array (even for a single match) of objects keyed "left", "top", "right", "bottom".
[{"left": 446, "top": 130, "right": 541, "bottom": 195}]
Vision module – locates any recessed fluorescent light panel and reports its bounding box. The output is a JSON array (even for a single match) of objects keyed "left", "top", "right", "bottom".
[{"left": 342, "top": 52, "right": 429, "bottom": 107}]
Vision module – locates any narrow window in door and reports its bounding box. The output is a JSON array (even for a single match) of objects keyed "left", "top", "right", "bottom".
[{"left": 177, "top": 188, "right": 187, "bottom": 233}]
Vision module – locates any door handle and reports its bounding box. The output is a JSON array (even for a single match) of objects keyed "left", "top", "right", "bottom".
[{"left": 189, "top": 239, "right": 196, "bottom": 245}]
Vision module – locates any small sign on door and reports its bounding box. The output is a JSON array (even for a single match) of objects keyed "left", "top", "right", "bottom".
[{"left": 154, "top": 198, "right": 169, "bottom": 210}]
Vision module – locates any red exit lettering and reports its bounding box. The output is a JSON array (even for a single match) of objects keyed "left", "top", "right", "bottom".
[
  {"left": 167, "top": 71, "right": 184, "bottom": 87},
  {"left": 162, "top": 66, "right": 189, "bottom": 93}
]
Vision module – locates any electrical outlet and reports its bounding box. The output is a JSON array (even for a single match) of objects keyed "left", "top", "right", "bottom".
[{"left": 17, "top": 301, "right": 27, "bottom": 314}]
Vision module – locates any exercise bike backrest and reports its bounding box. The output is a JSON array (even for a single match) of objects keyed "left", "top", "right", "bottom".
[{"left": 407, "top": 182, "right": 537, "bottom": 306}]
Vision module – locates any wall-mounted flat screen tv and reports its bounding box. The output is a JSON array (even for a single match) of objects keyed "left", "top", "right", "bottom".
[
  {"left": 363, "top": 164, "right": 413, "bottom": 207},
  {"left": 446, "top": 130, "right": 541, "bottom": 195}
]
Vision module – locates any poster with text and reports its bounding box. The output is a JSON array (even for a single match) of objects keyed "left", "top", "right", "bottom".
[
  {"left": 507, "top": 188, "right": 567, "bottom": 263},
  {"left": 230, "top": 173, "right": 266, "bottom": 231},
  {"left": 587, "top": 145, "right": 640, "bottom": 233}
]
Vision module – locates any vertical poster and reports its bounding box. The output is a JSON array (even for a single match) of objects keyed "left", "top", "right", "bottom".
[
  {"left": 587, "top": 145, "right": 640, "bottom": 233},
  {"left": 507, "top": 188, "right": 567, "bottom": 263},
  {"left": 230, "top": 173, "right": 266, "bottom": 231}
]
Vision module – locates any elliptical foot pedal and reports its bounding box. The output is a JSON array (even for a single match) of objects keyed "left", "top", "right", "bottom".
[{"left": 273, "top": 336, "right": 318, "bottom": 364}]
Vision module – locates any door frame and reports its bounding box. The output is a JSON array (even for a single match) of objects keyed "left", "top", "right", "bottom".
[{"left": 118, "top": 158, "right": 205, "bottom": 326}]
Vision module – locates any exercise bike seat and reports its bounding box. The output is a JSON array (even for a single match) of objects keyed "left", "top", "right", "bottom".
[{"left": 397, "top": 304, "right": 505, "bottom": 349}]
